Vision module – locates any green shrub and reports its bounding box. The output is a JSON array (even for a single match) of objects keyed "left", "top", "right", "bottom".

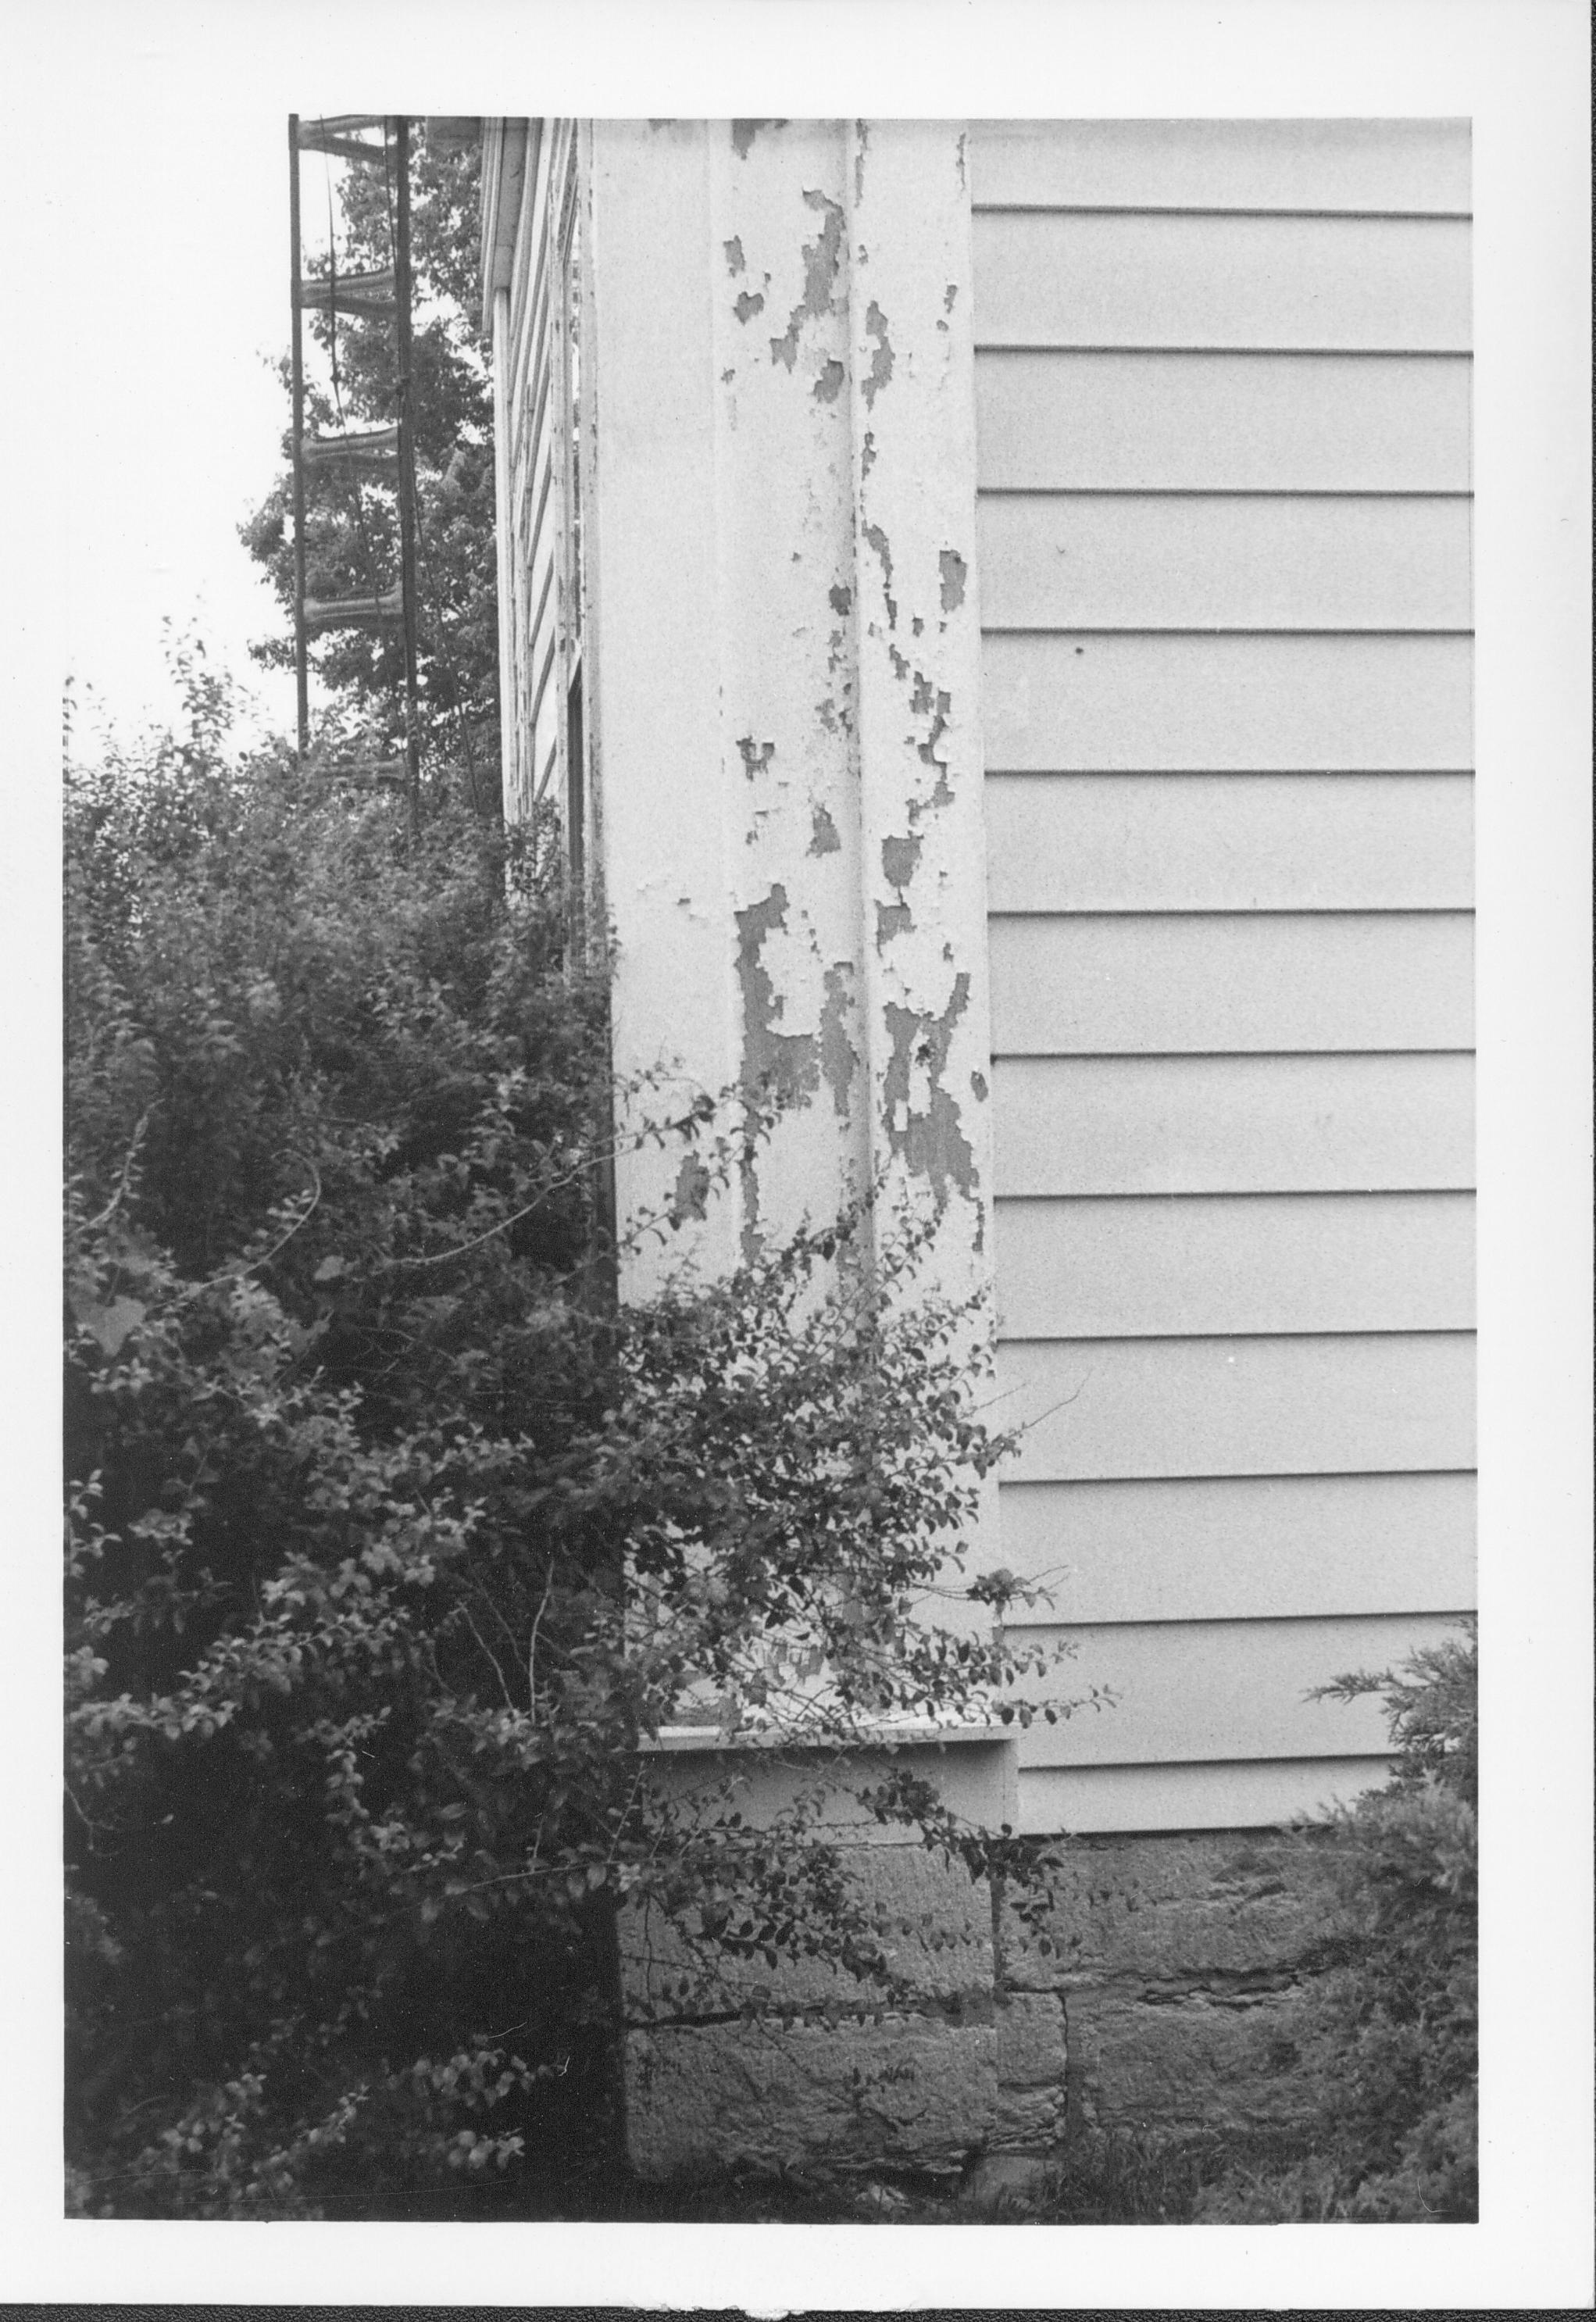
[
  {"left": 64, "top": 671, "right": 1064, "bottom": 2218},
  {"left": 1195, "top": 1627, "right": 1478, "bottom": 2224}
]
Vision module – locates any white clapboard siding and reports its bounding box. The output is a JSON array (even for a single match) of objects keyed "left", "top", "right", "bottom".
[
  {"left": 998, "top": 1470, "right": 1476, "bottom": 1624},
  {"left": 998, "top": 1333, "right": 1476, "bottom": 1482},
  {"left": 1017, "top": 1613, "right": 1466, "bottom": 1769},
  {"left": 976, "top": 352, "right": 1473, "bottom": 493},
  {"left": 973, "top": 213, "right": 1471, "bottom": 352},
  {"left": 983, "top": 633, "right": 1473, "bottom": 772},
  {"left": 978, "top": 495, "right": 1472, "bottom": 632},
  {"left": 995, "top": 1191, "right": 1476, "bottom": 1340},
  {"left": 989, "top": 913, "right": 1474, "bottom": 1055},
  {"left": 1016, "top": 1757, "right": 1395, "bottom": 1837},
  {"left": 969, "top": 119, "right": 1472, "bottom": 217},
  {"left": 971, "top": 119, "right": 1473, "bottom": 1834},
  {"left": 991, "top": 1053, "right": 1476, "bottom": 1195},
  {"left": 985, "top": 774, "right": 1474, "bottom": 913}
]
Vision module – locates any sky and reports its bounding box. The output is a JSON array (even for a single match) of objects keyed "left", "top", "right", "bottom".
[
  {"left": 53, "top": 98, "right": 320, "bottom": 746},
  {"left": 3, "top": 0, "right": 1591, "bottom": 2309}
]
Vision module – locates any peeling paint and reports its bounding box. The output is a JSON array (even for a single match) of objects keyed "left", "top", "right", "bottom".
[
  {"left": 737, "top": 737, "right": 776, "bottom": 781},
  {"left": 734, "top": 884, "right": 822, "bottom": 1262},
  {"left": 734, "top": 289, "right": 766, "bottom": 323},
  {"left": 816, "top": 697, "right": 839, "bottom": 734},
  {"left": 938, "top": 549, "right": 968, "bottom": 613},
  {"left": 881, "top": 832, "right": 921, "bottom": 890},
  {"left": 724, "top": 236, "right": 745, "bottom": 276},
  {"left": 862, "top": 521, "right": 897, "bottom": 629},
  {"left": 670, "top": 1152, "right": 713, "bottom": 1225},
  {"left": 732, "top": 120, "right": 784, "bottom": 160},
  {"left": 861, "top": 428, "right": 877, "bottom": 480},
  {"left": 882, "top": 973, "right": 978, "bottom": 1216},
  {"left": 861, "top": 299, "right": 895, "bottom": 409},
  {"left": 828, "top": 583, "right": 852, "bottom": 618},
  {"left": 944, "top": 282, "right": 959, "bottom": 314},
  {"left": 809, "top": 802, "right": 841, "bottom": 855},
  {"left": 813, "top": 355, "right": 845, "bottom": 404},
  {"left": 720, "top": 366, "right": 736, "bottom": 384},
  {"left": 853, "top": 119, "right": 869, "bottom": 205},
  {"left": 970, "top": 1070, "right": 990, "bottom": 1102},
  {"left": 819, "top": 961, "right": 859, "bottom": 1117},
  {"left": 769, "top": 190, "right": 845, "bottom": 372},
  {"left": 876, "top": 899, "right": 914, "bottom": 946},
  {"left": 912, "top": 616, "right": 924, "bottom": 638},
  {"left": 910, "top": 681, "right": 955, "bottom": 810}
]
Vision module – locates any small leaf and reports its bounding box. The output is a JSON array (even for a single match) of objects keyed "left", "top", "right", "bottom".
[
  {"left": 78, "top": 1298, "right": 147, "bottom": 1357},
  {"left": 313, "top": 1256, "right": 348, "bottom": 1283}
]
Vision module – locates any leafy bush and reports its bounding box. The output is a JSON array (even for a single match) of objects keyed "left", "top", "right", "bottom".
[
  {"left": 64, "top": 670, "right": 1063, "bottom": 2218},
  {"left": 1195, "top": 1627, "right": 1478, "bottom": 2224}
]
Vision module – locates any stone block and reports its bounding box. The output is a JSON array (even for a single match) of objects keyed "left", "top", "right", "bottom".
[
  {"left": 625, "top": 2011, "right": 1001, "bottom": 2179},
  {"left": 1064, "top": 1984, "right": 1313, "bottom": 2138},
  {"left": 1001, "top": 1831, "right": 1325, "bottom": 1992},
  {"left": 995, "top": 1990, "right": 1068, "bottom": 2088},
  {"left": 621, "top": 1844, "right": 995, "bottom": 2021}
]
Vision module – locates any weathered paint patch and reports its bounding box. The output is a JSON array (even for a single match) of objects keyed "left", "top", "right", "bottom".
[
  {"left": 862, "top": 521, "right": 897, "bottom": 630},
  {"left": 944, "top": 282, "right": 959, "bottom": 314},
  {"left": 882, "top": 973, "right": 979, "bottom": 1216},
  {"left": 734, "top": 289, "right": 766, "bottom": 324},
  {"left": 877, "top": 900, "right": 915, "bottom": 947},
  {"left": 861, "top": 428, "right": 877, "bottom": 480},
  {"left": 724, "top": 236, "right": 745, "bottom": 276},
  {"left": 819, "top": 961, "right": 859, "bottom": 1118},
  {"left": 828, "top": 583, "right": 852, "bottom": 617},
  {"left": 809, "top": 802, "right": 842, "bottom": 856},
  {"left": 734, "top": 884, "right": 821, "bottom": 1261},
  {"left": 970, "top": 1069, "right": 990, "bottom": 1103},
  {"left": 913, "top": 684, "right": 954, "bottom": 813},
  {"left": 671, "top": 1152, "right": 713, "bottom": 1225},
  {"left": 862, "top": 299, "right": 895, "bottom": 409},
  {"left": 769, "top": 191, "right": 845, "bottom": 373},
  {"left": 881, "top": 832, "right": 922, "bottom": 890},
  {"left": 731, "top": 120, "right": 784, "bottom": 160},
  {"left": 813, "top": 356, "right": 845, "bottom": 404},
  {"left": 737, "top": 737, "right": 776, "bottom": 780},
  {"left": 938, "top": 550, "right": 968, "bottom": 614}
]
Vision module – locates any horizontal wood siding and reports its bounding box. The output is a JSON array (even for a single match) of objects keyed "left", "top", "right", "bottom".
[
  {"left": 991, "top": 1053, "right": 1476, "bottom": 1194},
  {"left": 975, "top": 123, "right": 1473, "bottom": 1855},
  {"left": 998, "top": 1471, "right": 1476, "bottom": 1624},
  {"left": 1020, "top": 1613, "right": 1466, "bottom": 1767},
  {"left": 969, "top": 119, "right": 1472, "bottom": 216},
  {"left": 979, "top": 494, "right": 1471, "bottom": 631},
  {"left": 985, "top": 773, "right": 1474, "bottom": 913},
  {"left": 502, "top": 127, "right": 559, "bottom": 822},
  {"left": 975, "top": 352, "right": 1473, "bottom": 491},
  {"left": 1015, "top": 1756, "right": 1398, "bottom": 1838},
  {"left": 973, "top": 212, "right": 1471, "bottom": 351},
  {"left": 983, "top": 632, "right": 1473, "bottom": 770},
  {"left": 989, "top": 913, "right": 1473, "bottom": 1055},
  {"left": 998, "top": 1334, "right": 1476, "bottom": 1482},
  {"left": 995, "top": 1191, "right": 1475, "bottom": 1338}
]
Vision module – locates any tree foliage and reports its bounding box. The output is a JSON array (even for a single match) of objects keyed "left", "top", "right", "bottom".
[
  {"left": 240, "top": 125, "right": 497, "bottom": 798},
  {"left": 64, "top": 666, "right": 1064, "bottom": 2218}
]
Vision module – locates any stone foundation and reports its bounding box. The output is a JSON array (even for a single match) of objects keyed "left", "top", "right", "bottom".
[
  {"left": 622, "top": 1777, "right": 1333, "bottom": 2183},
  {"left": 1000, "top": 1829, "right": 1329, "bottom": 2145}
]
